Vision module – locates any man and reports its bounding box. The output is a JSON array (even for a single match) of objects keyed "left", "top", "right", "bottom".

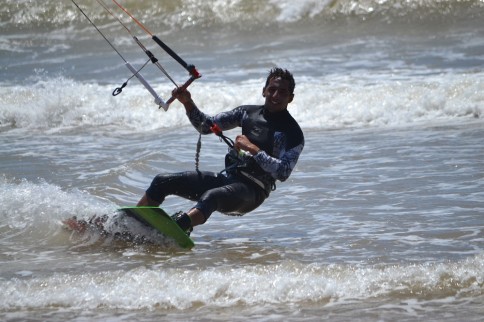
[{"left": 137, "top": 67, "right": 304, "bottom": 234}]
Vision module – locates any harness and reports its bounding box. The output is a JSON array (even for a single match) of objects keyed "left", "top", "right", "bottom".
[{"left": 194, "top": 109, "right": 277, "bottom": 196}]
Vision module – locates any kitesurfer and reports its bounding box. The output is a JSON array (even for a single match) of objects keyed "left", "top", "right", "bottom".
[{"left": 137, "top": 67, "right": 304, "bottom": 234}]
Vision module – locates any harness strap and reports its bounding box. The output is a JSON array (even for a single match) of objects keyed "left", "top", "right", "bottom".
[{"left": 238, "top": 171, "right": 266, "bottom": 190}]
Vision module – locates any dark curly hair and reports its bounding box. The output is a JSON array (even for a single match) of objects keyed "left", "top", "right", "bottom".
[{"left": 264, "top": 67, "right": 295, "bottom": 94}]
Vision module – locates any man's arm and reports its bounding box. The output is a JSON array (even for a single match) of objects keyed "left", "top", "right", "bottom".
[
  {"left": 235, "top": 133, "right": 304, "bottom": 182},
  {"left": 253, "top": 142, "right": 304, "bottom": 182},
  {"left": 172, "top": 88, "right": 247, "bottom": 135},
  {"left": 172, "top": 87, "right": 196, "bottom": 113}
]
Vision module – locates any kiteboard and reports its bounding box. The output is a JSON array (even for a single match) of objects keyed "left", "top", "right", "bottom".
[{"left": 63, "top": 207, "right": 194, "bottom": 249}]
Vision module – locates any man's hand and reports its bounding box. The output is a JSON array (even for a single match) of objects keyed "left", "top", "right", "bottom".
[
  {"left": 172, "top": 87, "right": 192, "bottom": 103},
  {"left": 172, "top": 87, "right": 195, "bottom": 112},
  {"left": 235, "top": 135, "right": 260, "bottom": 155}
]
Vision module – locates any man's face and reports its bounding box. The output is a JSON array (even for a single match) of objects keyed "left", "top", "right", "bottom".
[{"left": 262, "top": 77, "right": 294, "bottom": 113}]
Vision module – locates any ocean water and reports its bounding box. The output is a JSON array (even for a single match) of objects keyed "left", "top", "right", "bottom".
[{"left": 1, "top": 0, "right": 483, "bottom": 321}]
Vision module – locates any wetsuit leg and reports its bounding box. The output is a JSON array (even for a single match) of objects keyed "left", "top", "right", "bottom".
[
  {"left": 145, "top": 171, "right": 225, "bottom": 203},
  {"left": 195, "top": 180, "right": 266, "bottom": 221},
  {"left": 145, "top": 171, "right": 267, "bottom": 222}
]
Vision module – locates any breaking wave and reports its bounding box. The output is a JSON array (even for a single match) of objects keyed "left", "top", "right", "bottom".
[{"left": 3, "top": 0, "right": 484, "bottom": 31}]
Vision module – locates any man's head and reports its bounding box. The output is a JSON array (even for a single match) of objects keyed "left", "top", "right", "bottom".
[
  {"left": 262, "top": 67, "right": 295, "bottom": 113},
  {"left": 264, "top": 68, "right": 295, "bottom": 94}
]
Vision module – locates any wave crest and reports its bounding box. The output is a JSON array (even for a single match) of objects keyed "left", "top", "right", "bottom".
[{"left": 3, "top": 0, "right": 483, "bottom": 31}]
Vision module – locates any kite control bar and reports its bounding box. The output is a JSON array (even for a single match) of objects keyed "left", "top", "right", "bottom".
[
  {"left": 112, "top": 0, "right": 202, "bottom": 109},
  {"left": 71, "top": 0, "right": 201, "bottom": 111}
]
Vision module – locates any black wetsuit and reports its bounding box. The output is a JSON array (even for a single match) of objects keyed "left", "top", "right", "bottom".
[{"left": 145, "top": 104, "right": 304, "bottom": 222}]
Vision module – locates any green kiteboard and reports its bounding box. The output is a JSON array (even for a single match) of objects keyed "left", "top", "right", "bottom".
[{"left": 120, "top": 207, "right": 194, "bottom": 249}]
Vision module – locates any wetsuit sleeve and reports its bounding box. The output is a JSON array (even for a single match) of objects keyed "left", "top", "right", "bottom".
[
  {"left": 186, "top": 105, "right": 212, "bottom": 134},
  {"left": 253, "top": 137, "right": 304, "bottom": 182},
  {"left": 187, "top": 105, "right": 245, "bottom": 134}
]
